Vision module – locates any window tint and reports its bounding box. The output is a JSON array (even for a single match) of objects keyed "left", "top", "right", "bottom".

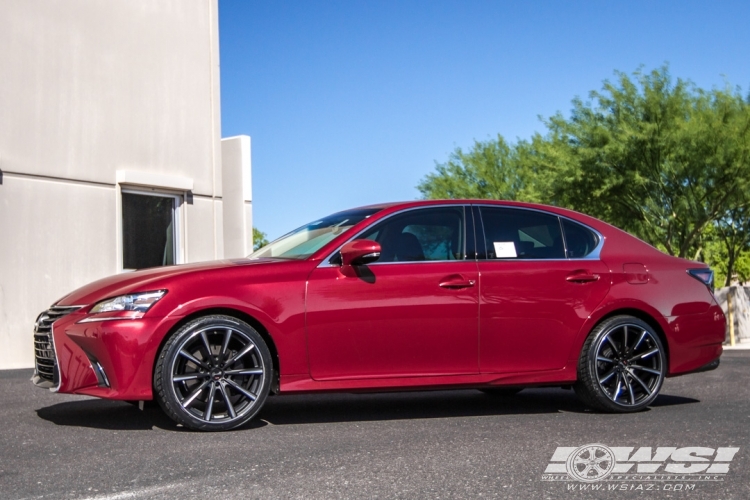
[
  {"left": 357, "top": 207, "right": 465, "bottom": 262},
  {"left": 562, "top": 219, "right": 599, "bottom": 258},
  {"left": 122, "top": 192, "right": 178, "bottom": 269},
  {"left": 479, "top": 207, "right": 564, "bottom": 259}
]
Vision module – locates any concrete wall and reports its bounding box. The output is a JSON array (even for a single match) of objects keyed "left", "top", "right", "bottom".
[
  {"left": 715, "top": 287, "right": 750, "bottom": 345},
  {"left": 221, "top": 136, "right": 253, "bottom": 258},
  {"left": 0, "top": 0, "right": 228, "bottom": 369}
]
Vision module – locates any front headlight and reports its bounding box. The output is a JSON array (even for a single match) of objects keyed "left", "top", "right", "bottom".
[{"left": 80, "top": 290, "right": 167, "bottom": 322}]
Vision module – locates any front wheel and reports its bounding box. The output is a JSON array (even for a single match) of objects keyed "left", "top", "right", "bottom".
[
  {"left": 574, "top": 315, "right": 666, "bottom": 413},
  {"left": 154, "top": 315, "right": 272, "bottom": 431}
]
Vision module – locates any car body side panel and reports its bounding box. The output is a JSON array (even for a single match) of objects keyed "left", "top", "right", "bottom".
[
  {"left": 478, "top": 259, "right": 612, "bottom": 373},
  {"left": 589, "top": 229, "right": 725, "bottom": 375},
  {"left": 306, "top": 262, "right": 480, "bottom": 379}
]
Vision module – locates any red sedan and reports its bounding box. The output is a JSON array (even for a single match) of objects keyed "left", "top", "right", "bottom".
[{"left": 32, "top": 200, "right": 725, "bottom": 431}]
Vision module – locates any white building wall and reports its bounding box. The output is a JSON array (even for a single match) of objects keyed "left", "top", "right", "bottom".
[
  {"left": 221, "top": 136, "right": 254, "bottom": 259},
  {"left": 0, "top": 0, "right": 231, "bottom": 369}
]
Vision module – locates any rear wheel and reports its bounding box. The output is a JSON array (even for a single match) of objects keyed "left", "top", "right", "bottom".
[
  {"left": 154, "top": 315, "right": 272, "bottom": 431},
  {"left": 574, "top": 315, "right": 666, "bottom": 412}
]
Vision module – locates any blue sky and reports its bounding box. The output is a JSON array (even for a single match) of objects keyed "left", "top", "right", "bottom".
[{"left": 219, "top": 1, "right": 750, "bottom": 240}]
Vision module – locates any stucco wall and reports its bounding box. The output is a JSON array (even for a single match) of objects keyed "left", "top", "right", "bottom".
[
  {"left": 0, "top": 0, "right": 225, "bottom": 369},
  {"left": 0, "top": 0, "right": 223, "bottom": 196}
]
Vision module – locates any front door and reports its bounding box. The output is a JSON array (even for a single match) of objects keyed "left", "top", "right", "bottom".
[{"left": 306, "top": 206, "right": 480, "bottom": 380}]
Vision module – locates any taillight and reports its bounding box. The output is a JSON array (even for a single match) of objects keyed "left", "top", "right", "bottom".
[{"left": 687, "top": 268, "right": 714, "bottom": 289}]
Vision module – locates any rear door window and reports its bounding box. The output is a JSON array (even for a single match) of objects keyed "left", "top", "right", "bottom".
[{"left": 478, "top": 207, "right": 565, "bottom": 260}]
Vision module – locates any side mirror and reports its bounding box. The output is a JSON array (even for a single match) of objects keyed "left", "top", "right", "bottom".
[{"left": 340, "top": 239, "right": 381, "bottom": 266}]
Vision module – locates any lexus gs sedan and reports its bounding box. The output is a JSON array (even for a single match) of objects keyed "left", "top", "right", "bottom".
[{"left": 32, "top": 200, "right": 725, "bottom": 431}]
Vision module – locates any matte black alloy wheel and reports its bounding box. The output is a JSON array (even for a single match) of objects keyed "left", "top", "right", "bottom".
[
  {"left": 575, "top": 316, "right": 666, "bottom": 412},
  {"left": 154, "top": 315, "right": 272, "bottom": 431}
]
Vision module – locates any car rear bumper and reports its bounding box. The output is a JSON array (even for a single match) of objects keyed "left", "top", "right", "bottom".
[{"left": 666, "top": 303, "right": 725, "bottom": 376}]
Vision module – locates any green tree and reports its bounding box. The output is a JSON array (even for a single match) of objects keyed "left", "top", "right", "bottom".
[
  {"left": 419, "top": 66, "right": 750, "bottom": 261},
  {"left": 702, "top": 223, "right": 750, "bottom": 286},
  {"left": 714, "top": 207, "right": 750, "bottom": 285},
  {"left": 253, "top": 227, "right": 269, "bottom": 251},
  {"left": 535, "top": 66, "right": 750, "bottom": 258},
  {"left": 417, "top": 136, "right": 530, "bottom": 201}
]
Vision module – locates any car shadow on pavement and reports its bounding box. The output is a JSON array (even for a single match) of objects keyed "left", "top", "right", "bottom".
[
  {"left": 35, "top": 399, "right": 267, "bottom": 432},
  {"left": 256, "top": 388, "right": 699, "bottom": 426},
  {"left": 35, "top": 388, "right": 698, "bottom": 431}
]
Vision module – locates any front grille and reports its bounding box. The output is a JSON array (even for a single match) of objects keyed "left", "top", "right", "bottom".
[{"left": 34, "top": 306, "right": 81, "bottom": 383}]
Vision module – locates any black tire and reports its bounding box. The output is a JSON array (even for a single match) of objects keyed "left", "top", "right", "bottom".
[
  {"left": 479, "top": 387, "right": 524, "bottom": 397},
  {"left": 154, "top": 315, "right": 272, "bottom": 431},
  {"left": 574, "top": 315, "right": 666, "bottom": 413}
]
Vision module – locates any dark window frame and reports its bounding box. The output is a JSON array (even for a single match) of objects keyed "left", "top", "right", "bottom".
[{"left": 121, "top": 189, "right": 182, "bottom": 270}]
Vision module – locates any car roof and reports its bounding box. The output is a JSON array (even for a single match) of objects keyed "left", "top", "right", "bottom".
[{"left": 348, "top": 199, "right": 594, "bottom": 222}]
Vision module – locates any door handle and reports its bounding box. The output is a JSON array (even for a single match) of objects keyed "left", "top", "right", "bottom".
[
  {"left": 566, "top": 272, "right": 600, "bottom": 283},
  {"left": 439, "top": 276, "right": 476, "bottom": 289}
]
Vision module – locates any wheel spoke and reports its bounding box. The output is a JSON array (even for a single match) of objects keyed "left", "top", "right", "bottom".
[
  {"left": 632, "top": 330, "right": 648, "bottom": 351},
  {"left": 200, "top": 332, "right": 213, "bottom": 362},
  {"left": 218, "top": 381, "right": 236, "bottom": 418},
  {"left": 622, "top": 375, "right": 636, "bottom": 405},
  {"left": 225, "top": 378, "right": 258, "bottom": 401},
  {"left": 204, "top": 383, "right": 217, "bottom": 421},
  {"left": 224, "top": 343, "right": 256, "bottom": 367},
  {"left": 173, "top": 372, "right": 209, "bottom": 382},
  {"left": 599, "top": 367, "right": 617, "bottom": 383},
  {"left": 627, "top": 369, "right": 653, "bottom": 395},
  {"left": 612, "top": 373, "right": 623, "bottom": 401},
  {"left": 178, "top": 350, "right": 210, "bottom": 370},
  {"left": 604, "top": 335, "right": 621, "bottom": 356},
  {"left": 181, "top": 379, "right": 211, "bottom": 409},
  {"left": 630, "top": 365, "right": 662, "bottom": 376},
  {"left": 224, "top": 368, "right": 264, "bottom": 376},
  {"left": 629, "top": 347, "right": 659, "bottom": 362},
  {"left": 623, "top": 325, "right": 628, "bottom": 350},
  {"left": 597, "top": 356, "right": 614, "bottom": 363},
  {"left": 221, "top": 329, "right": 233, "bottom": 361}
]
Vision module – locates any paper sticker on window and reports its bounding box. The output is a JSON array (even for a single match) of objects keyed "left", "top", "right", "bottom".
[{"left": 493, "top": 241, "right": 517, "bottom": 258}]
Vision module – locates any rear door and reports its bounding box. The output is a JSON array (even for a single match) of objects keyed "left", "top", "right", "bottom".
[{"left": 475, "top": 205, "right": 611, "bottom": 373}]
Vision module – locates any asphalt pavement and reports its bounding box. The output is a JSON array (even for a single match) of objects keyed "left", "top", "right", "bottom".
[{"left": 1, "top": 351, "right": 748, "bottom": 499}]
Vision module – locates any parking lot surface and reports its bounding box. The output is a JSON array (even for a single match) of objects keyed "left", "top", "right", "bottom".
[{"left": 1, "top": 350, "right": 748, "bottom": 499}]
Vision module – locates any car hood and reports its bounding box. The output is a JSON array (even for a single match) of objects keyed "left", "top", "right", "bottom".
[{"left": 55, "top": 258, "right": 284, "bottom": 307}]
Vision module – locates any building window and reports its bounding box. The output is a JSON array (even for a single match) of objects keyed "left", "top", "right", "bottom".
[{"left": 122, "top": 191, "right": 180, "bottom": 270}]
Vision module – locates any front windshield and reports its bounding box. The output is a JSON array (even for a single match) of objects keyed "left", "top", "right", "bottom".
[{"left": 248, "top": 208, "right": 382, "bottom": 260}]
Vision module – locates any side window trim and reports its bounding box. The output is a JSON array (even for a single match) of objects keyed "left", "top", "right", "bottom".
[
  {"left": 472, "top": 204, "right": 604, "bottom": 261},
  {"left": 318, "top": 205, "right": 471, "bottom": 267},
  {"left": 471, "top": 205, "right": 487, "bottom": 260},
  {"left": 465, "top": 205, "right": 477, "bottom": 260},
  {"left": 557, "top": 216, "right": 569, "bottom": 258}
]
